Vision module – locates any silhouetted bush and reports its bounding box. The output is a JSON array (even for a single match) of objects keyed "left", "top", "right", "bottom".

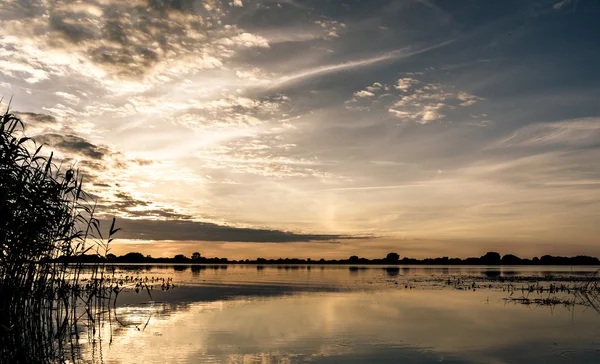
[
  {"left": 385, "top": 252, "right": 400, "bottom": 262},
  {"left": 502, "top": 254, "right": 522, "bottom": 264},
  {"left": 480, "top": 252, "right": 501, "bottom": 265}
]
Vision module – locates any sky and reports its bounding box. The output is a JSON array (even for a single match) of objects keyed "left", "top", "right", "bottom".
[{"left": 1, "top": 0, "right": 599, "bottom": 259}]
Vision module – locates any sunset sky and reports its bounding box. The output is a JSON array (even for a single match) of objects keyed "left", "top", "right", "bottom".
[{"left": 1, "top": 0, "right": 599, "bottom": 259}]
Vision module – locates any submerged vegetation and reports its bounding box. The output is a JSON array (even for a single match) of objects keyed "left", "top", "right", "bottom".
[
  {"left": 0, "top": 111, "right": 125, "bottom": 362},
  {"left": 500, "top": 271, "right": 600, "bottom": 312}
]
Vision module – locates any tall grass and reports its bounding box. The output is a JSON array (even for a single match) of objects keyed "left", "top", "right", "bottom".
[{"left": 0, "top": 111, "right": 118, "bottom": 362}]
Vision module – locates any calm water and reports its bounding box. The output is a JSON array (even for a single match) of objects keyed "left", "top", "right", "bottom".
[{"left": 78, "top": 265, "right": 600, "bottom": 363}]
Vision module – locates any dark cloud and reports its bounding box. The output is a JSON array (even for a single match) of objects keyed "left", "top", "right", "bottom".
[
  {"left": 147, "top": 0, "right": 200, "bottom": 12},
  {"left": 126, "top": 209, "right": 195, "bottom": 219},
  {"left": 114, "top": 191, "right": 145, "bottom": 204},
  {"left": 14, "top": 111, "right": 130, "bottom": 175},
  {"left": 133, "top": 158, "right": 154, "bottom": 166},
  {"left": 95, "top": 191, "right": 195, "bottom": 220},
  {"left": 49, "top": 14, "right": 99, "bottom": 44},
  {"left": 35, "top": 133, "right": 109, "bottom": 160},
  {"left": 15, "top": 112, "right": 58, "bottom": 124},
  {"left": 38, "top": 0, "right": 233, "bottom": 77},
  {"left": 77, "top": 159, "right": 109, "bottom": 172},
  {"left": 10, "top": 111, "right": 138, "bottom": 200},
  {"left": 106, "top": 218, "right": 367, "bottom": 243}
]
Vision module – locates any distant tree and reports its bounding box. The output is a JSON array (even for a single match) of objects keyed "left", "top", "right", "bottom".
[
  {"left": 501, "top": 254, "right": 522, "bottom": 265},
  {"left": 464, "top": 257, "right": 479, "bottom": 264},
  {"left": 191, "top": 252, "right": 201, "bottom": 260},
  {"left": 349, "top": 255, "right": 359, "bottom": 262},
  {"left": 480, "top": 252, "right": 501, "bottom": 265},
  {"left": 540, "top": 255, "right": 554, "bottom": 265},
  {"left": 385, "top": 252, "right": 400, "bottom": 262},
  {"left": 572, "top": 255, "right": 599, "bottom": 265},
  {"left": 173, "top": 254, "right": 188, "bottom": 262},
  {"left": 106, "top": 253, "right": 117, "bottom": 261},
  {"left": 121, "top": 252, "right": 145, "bottom": 262}
]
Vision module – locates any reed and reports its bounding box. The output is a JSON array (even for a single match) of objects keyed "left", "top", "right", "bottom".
[{"left": 0, "top": 111, "right": 119, "bottom": 362}]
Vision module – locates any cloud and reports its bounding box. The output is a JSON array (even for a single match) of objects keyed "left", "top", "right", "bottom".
[
  {"left": 96, "top": 191, "right": 195, "bottom": 220},
  {"left": 457, "top": 92, "right": 480, "bottom": 107},
  {"left": 195, "top": 135, "right": 340, "bottom": 180},
  {"left": 221, "top": 33, "right": 270, "bottom": 48},
  {"left": 347, "top": 77, "right": 483, "bottom": 124},
  {"left": 270, "top": 52, "right": 399, "bottom": 88},
  {"left": 13, "top": 110, "right": 91, "bottom": 139},
  {"left": 35, "top": 133, "right": 110, "bottom": 160},
  {"left": 494, "top": 118, "right": 600, "bottom": 149},
  {"left": 81, "top": 90, "right": 337, "bottom": 181},
  {"left": 395, "top": 78, "right": 419, "bottom": 90},
  {"left": 107, "top": 218, "right": 366, "bottom": 243},
  {"left": 269, "top": 39, "right": 457, "bottom": 89},
  {"left": 55, "top": 91, "right": 80, "bottom": 104},
  {"left": 464, "top": 120, "right": 493, "bottom": 128},
  {"left": 12, "top": 110, "right": 190, "bottom": 222},
  {"left": 0, "top": 0, "right": 272, "bottom": 89},
  {"left": 353, "top": 90, "right": 375, "bottom": 98},
  {"left": 15, "top": 112, "right": 58, "bottom": 125},
  {"left": 314, "top": 19, "right": 347, "bottom": 39},
  {"left": 3, "top": 0, "right": 599, "bottom": 257},
  {"left": 553, "top": 0, "right": 572, "bottom": 10},
  {"left": 235, "top": 68, "right": 270, "bottom": 81},
  {"left": 317, "top": 184, "right": 427, "bottom": 192},
  {"left": 0, "top": 59, "right": 49, "bottom": 83}
]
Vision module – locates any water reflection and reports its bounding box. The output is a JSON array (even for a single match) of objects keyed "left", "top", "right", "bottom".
[
  {"left": 348, "top": 266, "right": 368, "bottom": 275},
  {"left": 483, "top": 269, "right": 502, "bottom": 278},
  {"left": 384, "top": 267, "right": 400, "bottom": 277},
  {"left": 72, "top": 265, "right": 600, "bottom": 363},
  {"left": 174, "top": 265, "right": 188, "bottom": 272},
  {"left": 84, "top": 287, "right": 600, "bottom": 364},
  {"left": 191, "top": 264, "right": 206, "bottom": 275}
]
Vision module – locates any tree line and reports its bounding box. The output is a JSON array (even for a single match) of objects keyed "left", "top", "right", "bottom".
[{"left": 53, "top": 251, "right": 600, "bottom": 265}]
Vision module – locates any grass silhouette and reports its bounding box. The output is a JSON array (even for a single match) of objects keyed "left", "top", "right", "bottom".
[{"left": 0, "top": 110, "right": 119, "bottom": 362}]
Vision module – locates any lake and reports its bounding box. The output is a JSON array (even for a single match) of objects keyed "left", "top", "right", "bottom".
[{"left": 75, "top": 265, "right": 600, "bottom": 363}]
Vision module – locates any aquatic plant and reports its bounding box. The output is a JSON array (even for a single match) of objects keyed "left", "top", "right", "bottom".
[
  {"left": 0, "top": 110, "right": 118, "bottom": 362},
  {"left": 576, "top": 269, "right": 600, "bottom": 313}
]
